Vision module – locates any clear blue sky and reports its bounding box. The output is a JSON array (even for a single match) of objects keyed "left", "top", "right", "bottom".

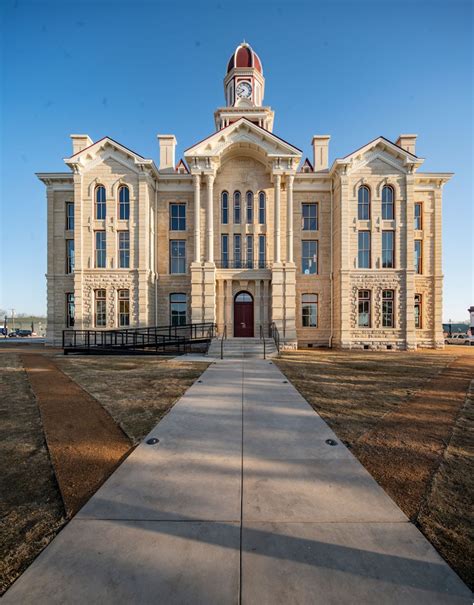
[{"left": 1, "top": 0, "right": 472, "bottom": 321}]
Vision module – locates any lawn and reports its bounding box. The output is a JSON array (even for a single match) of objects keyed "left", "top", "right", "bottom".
[
  {"left": 275, "top": 347, "right": 474, "bottom": 590},
  {"left": 0, "top": 351, "right": 208, "bottom": 595}
]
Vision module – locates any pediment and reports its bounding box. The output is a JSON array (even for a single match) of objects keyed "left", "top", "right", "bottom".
[
  {"left": 351, "top": 151, "right": 406, "bottom": 175},
  {"left": 339, "top": 136, "right": 424, "bottom": 175},
  {"left": 64, "top": 137, "right": 150, "bottom": 172},
  {"left": 184, "top": 118, "right": 302, "bottom": 161}
]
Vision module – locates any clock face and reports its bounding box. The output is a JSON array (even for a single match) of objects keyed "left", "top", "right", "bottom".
[{"left": 236, "top": 81, "right": 252, "bottom": 99}]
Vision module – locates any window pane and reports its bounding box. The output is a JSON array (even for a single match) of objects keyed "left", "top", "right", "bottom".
[
  {"left": 119, "top": 186, "right": 130, "bottom": 220},
  {"left": 234, "top": 191, "right": 241, "bottom": 224},
  {"left": 95, "top": 289, "right": 106, "bottom": 327},
  {"left": 358, "top": 290, "right": 371, "bottom": 327},
  {"left": 358, "top": 186, "right": 370, "bottom": 220},
  {"left": 118, "top": 289, "right": 130, "bottom": 326},
  {"left": 382, "top": 230, "right": 394, "bottom": 268},
  {"left": 95, "top": 231, "right": 106, "bottom": 268},
  {"left": 414, "top": 203, "right": 422, "bottom": 230},
  {"left": 95, "top": 186, "right": 106, "bottom": 220},
  {"left": 258, "top": 235, "right": 266, "bottom": 268},
  {"left": 66, "top": 202, "right": 74, "bottom": 230},
  {"left": 302, "top": 240, "right": 317, "bottom": 274},
  {"left": 221, "top": 192, "right": 229, "bottom": 224},
  {"left": 358, "top": 231, "right": 371, "bottom": 269},
  {"left": 258, "top": 192, "right": 266, "bottom": 224},
  {"left": 170, "top": 240, "right": 186, "bottom": 274},
  {"left": 302, "top": 293, "right": 318, "bottom": 327},
  {"left": 382, "top": 289, "right": 394, "bottom": 327},
  {"left": 302, "top": 203, "right": 318, "bottom": 230},
  {"left": 234, "top": 234, "right": 241, "bottom": 268},
  {"left": 66, "top": 239, "right": 75, "bottom": 273},
  {"left": 118, "top": 231, "right": 130, "bottom": 268},
  {"left": 170, "top": 293, "right": 187, "bottom": 326},
  {"left": 381, "top": 186, "right": 394, "bottom": 220},
  {"left": 246, "top": 235, "right": 253, "bottom": 267},
  {"left": 246, "top": 191, "right": 253, "bottom": 224},
  {"left": 170, "top": 203, "right": 186, "bottom": 230},
  {"left": 66, "top": 293, "right": 75, "bottom": 327},
  {"left": 414, "top": 240, "right": 422, "bottom": 273},
  {"left": 221, "top": 234, "right": 229, "bottom": 268}
]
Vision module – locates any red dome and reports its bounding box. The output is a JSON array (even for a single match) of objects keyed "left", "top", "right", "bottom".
[{"left": 227, "top": 42, "right": 263, "bottom": 74}]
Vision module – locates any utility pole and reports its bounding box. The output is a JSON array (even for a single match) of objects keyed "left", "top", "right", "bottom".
[{"left": 11, "top": 309, "right": 15, "bottom": 332}]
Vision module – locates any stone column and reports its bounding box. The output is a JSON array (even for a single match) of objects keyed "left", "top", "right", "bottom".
[
  {"left": 226, "top": 279, "right": 233, "bottom": 336},
  {"left": 206, "top": 174, "right": 214, "bottom": 263},
  {"left": 404, "top": 173, "right": 416, "bottom": 350},
  {"left": 254, "top": 279, "right": 261, "bottom": 336},
  {"left": 274, "top": 174, "right": 281, "bottom": 264},
  {"left": 433, "top": 183, "right": 444, "bottom": 348},
  {"left": 263, "top": 279, "right": 269, "bottom": 335},
  {"left": 193, "top": 174, "right": 201, "bottom": 262},
  {"left": 286, "top": 174, "right": 294, "bottom": 263}
]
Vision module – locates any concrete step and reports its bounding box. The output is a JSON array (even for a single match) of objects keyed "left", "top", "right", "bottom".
[{"left": 207, "top": 338, "right": 278, "bottom": 359}]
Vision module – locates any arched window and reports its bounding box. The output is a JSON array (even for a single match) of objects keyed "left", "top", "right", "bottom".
[
  {"left": 118, "top": 185, "right": 130, "bottom": 220},
  {"left": 358, "top": 186, "right": 370, "bottom": 220},
  {"left": 381, "top": 185, "right": 394, "bottom": 220},
  {"left": 234, "top": 191, "right": 241, "bottom": 224},
  {"left": 258, "top": 191, "right": 266, "bottom": 224},
  {"left": 246, "top": 191, "right": 253, "bottom": 224},
  {"left": 95, "top": 185, "right": 106, "bottom": 220},
  {"left": 221, "top": 191, "right": 229, "bottom": 224}
]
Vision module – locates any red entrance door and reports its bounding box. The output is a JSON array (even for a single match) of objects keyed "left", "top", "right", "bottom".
[{"left": 234, "top": 292, "right": 254, "bottom": 337}]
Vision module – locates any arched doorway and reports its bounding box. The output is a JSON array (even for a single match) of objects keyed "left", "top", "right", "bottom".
[{"left": 234, "top": 291, "right": 254, "bottom": 337}]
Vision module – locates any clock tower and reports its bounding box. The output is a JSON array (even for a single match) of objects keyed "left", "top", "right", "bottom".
[{"left": 214, "top": 42, "right": 275, "bottom": 132}]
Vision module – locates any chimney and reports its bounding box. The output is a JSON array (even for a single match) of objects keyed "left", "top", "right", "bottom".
[
  {"left": 312, "top": 135, "right": 331, "bottom": 171},
  {"left": 70, "top": 134, "right": 93, "bottom": 155},
  {"left": 395, "top": 134, "right": 417, "bottom": 155},
  {"left": 157, "top": 134, "right": 177, "bottom": 172}
]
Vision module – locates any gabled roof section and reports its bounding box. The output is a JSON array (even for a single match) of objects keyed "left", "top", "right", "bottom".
[
  {"left": 330, "top": 135, "right": 424, "bottom": 175},
  {"left": 64, "top": 136, "right": 155, "bottom": 174},
  {"left": 175, "top": 159, "right": 189, "bottom": 174},
  {"left": 184, "top": 118, "right": 302, "bottom": 160},
  {"left": 299, "top": 157, "right": 314, "bottom": 173}
]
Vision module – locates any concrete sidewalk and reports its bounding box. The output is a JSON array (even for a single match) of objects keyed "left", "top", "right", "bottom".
[{"left": 4, "top": 359, "right": 471, "bottom": 604}]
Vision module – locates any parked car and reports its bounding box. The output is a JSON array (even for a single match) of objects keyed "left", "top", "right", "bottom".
[
  {"left": 445, "top": 333, "right": 474, "bottom": 346},
  {"left": 17, "top": 330, "right": 33, "bottom": 337}
]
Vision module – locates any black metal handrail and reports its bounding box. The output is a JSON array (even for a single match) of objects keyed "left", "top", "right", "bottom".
[
  {"left": 270, "top": 321, "right": 280, "bottom": 356},
  {"left": 220, "top": 324, "right": 227, "bottom": 360},
  {"left": 260, "top": 324, "right": 266, "bottom": 360},
  {"left": 215, "top": 260, "right": 270, "bottom": 269},
  {"left": 63, "top": 322, "right": 216, "bottom": 355}
]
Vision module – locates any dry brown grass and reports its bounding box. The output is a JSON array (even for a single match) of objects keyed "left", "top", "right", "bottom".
[
  {"left": 0, "top": 353, "right": 65, "bottom": 595},
  {"left": 55, "top": 356, "right": 209, "bottom": 443},
  {"left": 275, "top": 347, "right": 474, "bottom": 590}
]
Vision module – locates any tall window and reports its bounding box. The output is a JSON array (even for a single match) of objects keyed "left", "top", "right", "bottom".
[
  {"left": 66, "top": 202, "right": 74, "bottom": 230},
  {"left": 414, "top": 240, "right": 422, "bottom": 274},
  {"left": 170, "top": 240, "right": 186, "bottom": 274},
  {"left": 414, "top": 294, "right": 422, "bottom": 328},
  {"left": 66, "top": 239, "right": 75, "bottom": 274},
  {"left": 302, "top": 240, "right": 318, "bottom": 274},
  {"left": 414, "top": 203, "right": 423, "bottom": 230},
  {"left": 221, "top": 191, "right": 229, "bottom": 224},
  {"left": 302, "top": 203, "right": 318, "bottom": 230},
  {"left": 221, "top": 234, "right": 229, "bottom": 268},
  {"left": 382, "top": 230, "right": 395, "bottom": 268},
  {"left": 381, "top": 186, "right": 394, "bottom": 220},
  {"left": 358, "top": 290, "right": 371, "bottom": 327},
  {"left": 118, "top": 185, "right": 130, "bottom": 220},
  {"left": 118, "top": 289, "right": 130, "bottom": 326},
  {"left": 302, "top": 294, "right": 318, "bottom": 327},
  {"left": 170, "top": 203, "right": 186, "bottom": 230},
  {"left": 95, "top": 289, "right": 106, "bottom": 327},
  {"left": 95, "top": 231, "right": 106, "bottom": 268},
  {"left": 170, "top": 293, "right": 187, "bottom": 326},
  {"left": 258, "top": 234, "right": 266, "bottom": 268},
  {"left": 234, "top": 191, "right": 241, "bottom": 224},
  {"left": 95, "top": 185, "right": 106, "bottom": 220},
  {"left": 258, "top": 191, "right": 266, "bottom": 224},
  {"left": 66, "top": 293, "right": 75, "bottom": 327},
  {"left": 246, "top": 191, "right": 253, "bottom": 224},
  {"left": 118, "top": 231, "right": 130, "bottom": 268},
  {"left": 382, "top": 290, "right": 394, "bottom": 327},
  {"left": 358, "top": 185, "right": 370, "bottom": 220},
  {"left": 246, "top": 235, "right": 253, "bottom": 268},
  {"left": 358, "top": 231, "right": 371, "bottom": 268},
  {"left": 234, "top": 234, "right": 241, "bottom": 268}
]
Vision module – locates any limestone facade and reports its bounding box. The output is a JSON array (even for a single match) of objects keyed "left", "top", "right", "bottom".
[{"left": 37, "top": 42, "right": 452, "bottom": 349}]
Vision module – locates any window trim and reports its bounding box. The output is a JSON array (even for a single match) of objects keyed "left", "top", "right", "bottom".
[
  {"left": 170, "top": 292, "right": 187, "bottom": 326},
  {"left": 301, "top": 239, "right": 318, "bottom": 275},
  {"left": 302, "top": 202, "right": 318, "bottom": 231}
]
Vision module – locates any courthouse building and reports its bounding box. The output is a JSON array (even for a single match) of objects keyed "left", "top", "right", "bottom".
[{"left": 37, "top": 42, "right": 452, "bottom": 349}]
